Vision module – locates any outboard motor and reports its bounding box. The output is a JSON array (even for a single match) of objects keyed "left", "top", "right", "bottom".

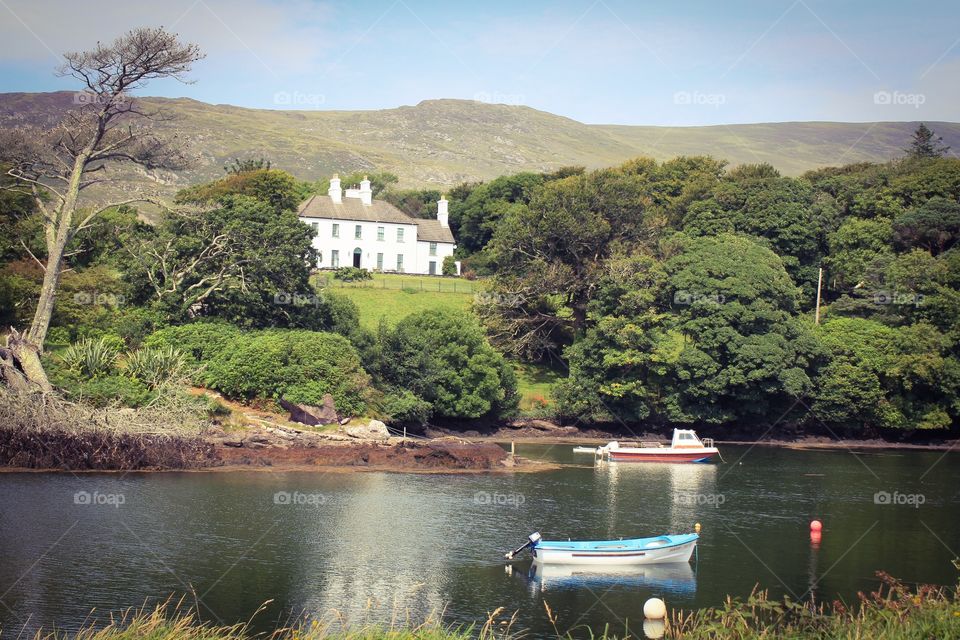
[{"left": 505, "top": 532, "right": 542, "bottom": 560}]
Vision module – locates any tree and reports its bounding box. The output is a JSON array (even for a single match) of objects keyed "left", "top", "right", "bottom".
[
  {"left": 906, "top": 123, "right": 950, "bottom": 159},
  {"left": 893, "top": 196, "right": 960, "bottom": 255},
  {"left": 176, "top": 168, "right": 303, "bottom": 213},
  {"left": 661, "top": 233, "right": 820, "bottom": 424},
  {"left": 121, "top": 195, "right": 316, "bottom": 326},
  {"left": 224, "top": 157, "right": 271, "bottom": 174},
  {"left": 0, "top": 27, "right": 203, "bottom": 393},
  {"left": 375, "top": 309, "right": 518, "bottom": 420}
]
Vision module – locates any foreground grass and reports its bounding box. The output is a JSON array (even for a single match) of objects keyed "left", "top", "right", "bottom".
[{"left": 25, "top": 575, "right": 960, "bottom": 640}]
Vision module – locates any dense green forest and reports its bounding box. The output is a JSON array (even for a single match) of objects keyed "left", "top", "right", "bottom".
[{"left": 2, "top": 126, "right": 959, "bottom": 436}]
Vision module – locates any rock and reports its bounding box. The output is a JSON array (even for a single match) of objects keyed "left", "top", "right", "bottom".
[
  {"left": 222, "top": 439, "right": 243, "bottom": 448},
  {"left": 342, "top": 419, "right": 391, "bottom": 441},
  {"left": 279, "top": 395, "right": 338, "bottom": 426},
  {"left": 339, "top": 417, "right": 351, "bottom": 425}
]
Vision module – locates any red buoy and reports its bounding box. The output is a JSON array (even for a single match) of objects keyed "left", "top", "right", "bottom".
[{"left": 810, "top": 520, "right": 822, "bottom": 532}]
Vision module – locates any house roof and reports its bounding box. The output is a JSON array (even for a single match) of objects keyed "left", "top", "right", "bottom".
[
  {"left": 298, "top": 195, "right": 455, "bottom": 244},
  {"left": 415, "top": 219, "right": 455, "bottom": 243}
]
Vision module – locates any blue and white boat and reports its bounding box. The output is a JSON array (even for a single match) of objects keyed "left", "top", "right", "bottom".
[{"left": 506, "top": 531, "right": 699, "bottom": 566}]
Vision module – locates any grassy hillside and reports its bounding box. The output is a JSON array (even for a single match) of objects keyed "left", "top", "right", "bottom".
[{"left": 3, "top": 91, "right": 958, "bottom": 203}]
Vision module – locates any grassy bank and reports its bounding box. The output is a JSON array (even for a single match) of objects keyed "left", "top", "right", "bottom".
[
  {"left": 313, "top": 273, "right": 476, "bottom": 330},
  {"left": 22, "top": 574, "right": 960, "bottom": 639}
]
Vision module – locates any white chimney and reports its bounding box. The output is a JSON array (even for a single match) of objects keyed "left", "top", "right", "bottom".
[
  {"left": 359, "top": 175, "right": 372, "bottom": 206},
  {"left": 328, "top": 173, "right": 342, "bottom": 204},
  {"left": 437, "top": 194, "right": 449, "bottom": 228}
]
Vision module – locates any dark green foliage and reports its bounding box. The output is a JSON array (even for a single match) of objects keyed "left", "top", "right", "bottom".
[
  {"left": 906, "top": 123, "right": 950, "bottom": 159},
  {"left": 175, "top": 168, "right": 303, "bottom": 212},
  {"left": 333, "top": 267, "right": 373, "bottom": 282},
  {"left": 375, "top": 309, "right": 518, "bottom": 420},
  {"left": 203, "top": 329, "right": 369, "bottom": 416},
  {"left": 144, "top": 322, "right": 241, "bottom": 366},
  {"left": 893, "top": 196, "right": 960, "bottom": 255},
  {"left": 224, "top": 157, "right": 271, "bottom": 174},
  {"left": 441, "top": 255, "right": 457, "bottom": 276}
]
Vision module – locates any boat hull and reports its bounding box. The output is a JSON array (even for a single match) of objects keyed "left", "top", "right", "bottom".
[
  {"left": 607, "top": 448, "right": 717, "bottom": 463},
  {"left": 531, "top": 534, "right": 698, "bottom": 566}
]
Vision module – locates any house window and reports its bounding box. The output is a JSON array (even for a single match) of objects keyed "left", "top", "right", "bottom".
[
  {"left": 377, "top": 226, "right": 385, "bottom": 241},
  {"left": 310, "top": 222, "right": 319, "bottom": 237},
  {"left": 331, "top": 250, "right": 339, "bottom": 268},
  {"left": 429, "top": 242, "right": 437, "bottom": 256},
  {"left": 376, "top": 253, "right": 384, "bottom": 270},
  {"left": 355, "top": 224, "right": 362, "bottom": 240},
  {"left": 332, "top": 223, "right": 340, "bottom": 238},
  {"left": 397, "top": 228, "right": 405, "bottom": 243},
  {"left": 396, "top": 254, "right": 404, "bottom": 272}
]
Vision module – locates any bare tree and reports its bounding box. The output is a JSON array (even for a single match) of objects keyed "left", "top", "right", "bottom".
[{"left": 0, "top": 27, "right": 203, "bottom": 393}]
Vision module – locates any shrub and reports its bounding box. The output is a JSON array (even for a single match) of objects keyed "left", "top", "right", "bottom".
[
  {"left": 204, "top": 329, "right": 369, "bottom": 416},
  {"left": 59, "top": 337, "right": 122, "bottom": 377},
  {"left": 124, "top": 346, "right": 188, "bottom": 390},
  {"left": 144, "top": 322, "right": 241, "bottom": 366},
  {"left": 442, "top": 255, "right": 458, "bottom": 276},
  {"left": 377, "top": 309, "right": 519, "bottom": 420},
  {"left": 70, "top": 375, "right": 154, "bottom": 408},
  {"left": 332, "top": 266, "right": 373, "bottom": 282},
  {"left": 380, "top": 389, "right": 433, "bottom": 425}
]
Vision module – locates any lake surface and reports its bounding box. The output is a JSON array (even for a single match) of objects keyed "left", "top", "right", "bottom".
[{"left": 1, "top": 444, "right": 958, "bottom": 638}]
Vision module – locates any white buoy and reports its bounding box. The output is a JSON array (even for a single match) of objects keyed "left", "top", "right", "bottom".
[{"left": 643, "top": 597, "right": 666, "bottom": 620}]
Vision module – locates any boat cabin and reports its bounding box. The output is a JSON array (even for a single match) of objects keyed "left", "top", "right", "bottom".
[{"left": 671, "top": 429, "right": 712, "bottom": 449}]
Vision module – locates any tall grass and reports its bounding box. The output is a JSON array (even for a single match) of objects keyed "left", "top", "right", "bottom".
[
  {"left": 19, "top": 574, "right": 960, "bottom": 640},
  {"left": 59, "top": 338, "right": 120, "bottom": 377}
]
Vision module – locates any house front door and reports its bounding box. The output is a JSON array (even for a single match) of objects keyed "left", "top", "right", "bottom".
[
  {"left": 353, "top": 248, "right": 362, "bottom": 268},
  {"left": 428, "top": 261, "right": 436, "bottom": 275}
]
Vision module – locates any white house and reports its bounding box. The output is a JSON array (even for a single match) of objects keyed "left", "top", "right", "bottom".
[{"left": 298, "top": 174, "right": 456, "bottom": 275}]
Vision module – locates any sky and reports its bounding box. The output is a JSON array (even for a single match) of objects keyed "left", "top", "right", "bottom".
[{"left": 0, "top": 0, "right": 958, "bottom": 126}]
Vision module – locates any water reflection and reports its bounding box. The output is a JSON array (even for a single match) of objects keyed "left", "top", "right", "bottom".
[
  {"left": 302, "top": 474, "right": 449, "bottom": 626},
  {"left": 526, "top": 562, "right": 697, "bottom": 597},
  {"left": 599, "top": 461, "right": 718, "bottom": 533}
]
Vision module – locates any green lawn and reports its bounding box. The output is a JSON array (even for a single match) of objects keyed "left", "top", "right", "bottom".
[
  {"left": 313, "top": 273, "right": 477, "bottom": 330},
  {"left": 514, "top": 362, "right": 564, "bottom": 411}
]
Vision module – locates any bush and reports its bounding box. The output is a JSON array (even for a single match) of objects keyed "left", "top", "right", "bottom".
[
  {"left": 333, "top": 266, "right": 373, "bottom": 282},
  {"left": 59, "top": 337, "right": 122, "bottom": 377},
  {"left": 442, "top": 255, "right": 458, "bottom": 276},
  {"left": 380, "top": 389, "right": 433, "bottom": 425},
  {"left": 377, "top": 309, "right": 519, "bottom": 420},
  {"left": 145, "top": 322, "right": 241, "bottom": 366},
  {"left": 46, "top": 360, "right": 153, "bottom": 408},
  {"left": 124, "top": 346, "right": 188, "bottom": 390},
  {"left": 204, "top": 329, "right": 370, "bottom": 416}
]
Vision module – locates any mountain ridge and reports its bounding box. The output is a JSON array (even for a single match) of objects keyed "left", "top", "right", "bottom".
[{"left": 2, "top": 91, "right": 958, "bottom": 201}]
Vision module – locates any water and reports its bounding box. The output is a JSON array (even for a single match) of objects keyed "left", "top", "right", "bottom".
[{"left": 1, "top": 444, "right": 958, "bottom": 638}]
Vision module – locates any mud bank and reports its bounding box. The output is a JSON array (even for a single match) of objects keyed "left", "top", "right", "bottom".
[{"left": 0, "top": 425, "right": 544, "bottom": 473}]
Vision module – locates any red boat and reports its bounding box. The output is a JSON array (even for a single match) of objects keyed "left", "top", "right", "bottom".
[{"left": 597, "top": 429, "right": 719, "bottom": 463}]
